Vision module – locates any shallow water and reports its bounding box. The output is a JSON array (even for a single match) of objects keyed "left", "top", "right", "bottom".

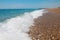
[
  {"left": 0, "top": 9, "right": 36, "bottom": 22},
  {"left": 0, "top": 9, "right": 45, "bottom": 40}
]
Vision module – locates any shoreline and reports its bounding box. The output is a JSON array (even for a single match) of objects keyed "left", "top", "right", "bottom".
[{"left": 28, "top": 8, "right": 60, "bottom": 40}]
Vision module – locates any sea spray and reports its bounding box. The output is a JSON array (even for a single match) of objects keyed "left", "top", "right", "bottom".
[{"left": 0, "top": 9, "right": 45, "bottom": 40}]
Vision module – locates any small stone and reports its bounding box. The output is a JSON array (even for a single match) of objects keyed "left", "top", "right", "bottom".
[{"left": 52, "top": 36, "right": 54, "bottom": 39}]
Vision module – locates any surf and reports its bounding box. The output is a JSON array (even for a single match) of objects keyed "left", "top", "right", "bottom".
[{"left": 0, "top": 9, "right": 46, "bottom": 40}]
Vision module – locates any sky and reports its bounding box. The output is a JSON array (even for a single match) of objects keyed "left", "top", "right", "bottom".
[{"left": 0, "top": 0, "right": 60, "bottom": 9}]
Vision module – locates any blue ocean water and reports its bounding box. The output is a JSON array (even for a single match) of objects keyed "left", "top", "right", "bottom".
[
  {"left": 0, "top": 9, "right": 36, "bottom": 22},
  {"left": 0, "top": 9, "right": 44, "bottom": 40}
]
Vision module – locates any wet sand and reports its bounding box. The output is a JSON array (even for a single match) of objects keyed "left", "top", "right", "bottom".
[{"left": 28, "top": 8, "right": 60, "bottom": 40}]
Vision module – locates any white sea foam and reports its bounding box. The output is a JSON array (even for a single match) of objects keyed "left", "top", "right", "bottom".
[{"left": 0, "top": 9, "right": 46, "bottom": 40}]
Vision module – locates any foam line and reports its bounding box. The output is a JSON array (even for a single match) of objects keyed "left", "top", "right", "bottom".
[{"left": 0, "top": 9, "right": 46, "bottom": 40}]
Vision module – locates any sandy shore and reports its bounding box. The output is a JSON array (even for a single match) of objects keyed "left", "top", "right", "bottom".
[
  {"left": 46, "top": 8, "right": 60, "bottom": 13},
  {"left": 28, "top": 8, "right": 60, "bottom": 40}
]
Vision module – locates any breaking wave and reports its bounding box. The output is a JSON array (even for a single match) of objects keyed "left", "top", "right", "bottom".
[{"left": 0, "top": 9, "right": 46, "bottom": 40}]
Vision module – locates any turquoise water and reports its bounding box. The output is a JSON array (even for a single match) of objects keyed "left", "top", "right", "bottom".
[
  {"left": 0, "top": 9, "right": 44, "bottom": 40},
  {"left": 0, "top": 9, "right": 36, "bottom": 22}
]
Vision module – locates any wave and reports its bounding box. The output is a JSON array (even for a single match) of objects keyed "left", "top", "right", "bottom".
[{"left": 0, "top": 9, "right": 46, "bottom": 40}]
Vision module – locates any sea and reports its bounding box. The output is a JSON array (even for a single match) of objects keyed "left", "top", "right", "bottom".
[
  {"left": 0, "top": 9, "right": 45, "bottom": 40},
  {"left": 0, "top": 9, "right": 37, "bottom": 22}
]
